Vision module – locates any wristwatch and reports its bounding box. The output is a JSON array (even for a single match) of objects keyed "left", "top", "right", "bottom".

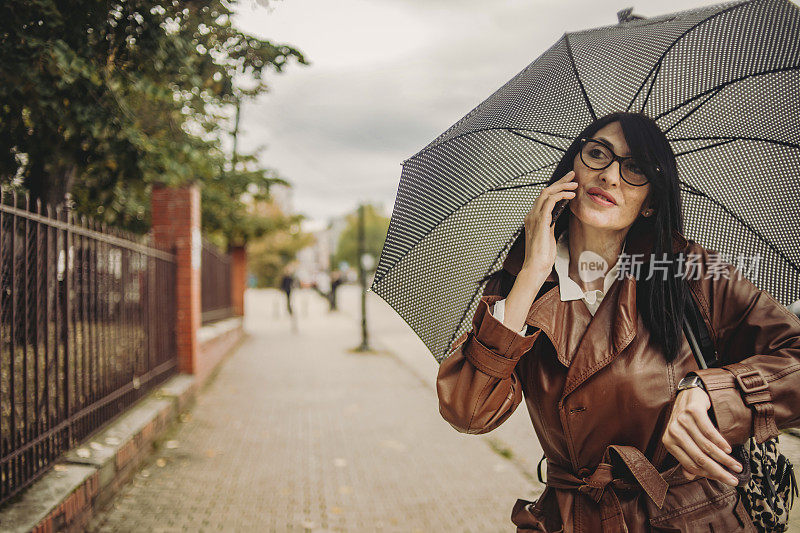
[{"left": 677, "top": 374, "right": 707, "bottom": 393}]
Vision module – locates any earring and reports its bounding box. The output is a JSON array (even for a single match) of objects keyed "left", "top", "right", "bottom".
[{"left": 642, "top": 209, "right": 653, "bottom": 217}]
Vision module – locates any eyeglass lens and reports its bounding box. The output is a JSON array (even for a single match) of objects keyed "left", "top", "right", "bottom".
[{"left": 581, "top": 140, "right": 648, "bottom": 186}]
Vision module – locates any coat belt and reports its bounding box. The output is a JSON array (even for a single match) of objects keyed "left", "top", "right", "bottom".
[{"left": 545, "top": 445, "right": 668, "bottom": 533}]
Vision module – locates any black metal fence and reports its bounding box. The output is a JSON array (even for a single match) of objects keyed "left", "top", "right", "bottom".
[
  {"left": 201, "top": 238, "right": 233, "bottom": 324},
  {"left": 0, "top": 192, "right": 177, "bottom": 506}
]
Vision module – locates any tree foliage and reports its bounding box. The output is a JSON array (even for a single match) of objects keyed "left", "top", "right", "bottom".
[
  {"left": 0, "top": 0, "right": 307, "bottom": 242},
  {"left": 333, "top": 204, "right": 389, "bottom": 272}
]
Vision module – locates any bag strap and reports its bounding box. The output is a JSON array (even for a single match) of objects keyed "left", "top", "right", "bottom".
[{"left": 682, "top": 286, "right": 717, "bottom": 369}]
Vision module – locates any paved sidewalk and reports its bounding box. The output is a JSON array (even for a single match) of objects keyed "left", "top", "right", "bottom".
[{"left": 86, "top": 288, "right": 540, "bottom": 532}]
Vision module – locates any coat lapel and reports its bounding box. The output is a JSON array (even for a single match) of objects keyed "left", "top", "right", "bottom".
[
  {"left": 521, "top": 284, "right": 593, "bottom": 368},
  {"left": 560, "top": 272, "right": 638, "bottom": 398}
]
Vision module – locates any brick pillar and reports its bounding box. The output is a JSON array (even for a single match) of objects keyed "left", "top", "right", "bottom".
[
  {"left": 151, "top": 183, "right": 201, "bottom": 374},
  {"left": 229, "top": 245, "right": 247, "bottom": 317}
]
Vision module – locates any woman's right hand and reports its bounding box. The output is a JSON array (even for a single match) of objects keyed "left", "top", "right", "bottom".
[
  {"left": 521, "top": 170, "right": 578, "bottom": 275},
  {"left": 499, "top": 170, "right": 578, "bottom": 333}
]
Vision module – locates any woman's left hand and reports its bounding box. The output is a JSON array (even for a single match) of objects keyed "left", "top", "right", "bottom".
[{"left": 662, "top": 387, "right": 743, "bottom": 486}]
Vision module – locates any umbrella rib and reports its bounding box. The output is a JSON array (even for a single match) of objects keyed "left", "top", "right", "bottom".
[
  {"left": 564, "top": 31, "right": 596, "bottom": 121},
  {"left": 507, "top": 128, "right": 575, "bottom": 141},
  {"left": 490, "top": 161, "right": 559, "bottom": 190},
  {"left": 507, "top": 129, "right": 568, "bottom": 153},
  {"left": 672, "top": 135, "right": 800, "bottom": 153},
  {"left": 629, "top": 60, "right": 663, "bottom": 113},
  {"left": 490, "top": 181, "right": 551, "bottom": 192},
  {"left": 679, "top": 182, "right": 800, "bottom": 279},
  {"left": 660, "top": 87, "right": 724, "bottom": 135},
  {"left": 679, "top": 180, "right": 713, "bottom": 198},
  {"left": 628, "top": 0, "right": 755, "bottom": 112},
  {"left": 403, "top": 127, "right": 574, "bottom": 165},
  {"left": 658, "top": 66, "right": 800, "bottom": 129}
]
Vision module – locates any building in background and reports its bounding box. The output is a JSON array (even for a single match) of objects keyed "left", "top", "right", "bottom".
[{"left": 294, "top": 215, "right": 353, "bottom": 288}]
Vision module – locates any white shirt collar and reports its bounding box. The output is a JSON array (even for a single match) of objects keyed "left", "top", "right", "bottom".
[{"left": 553, "top": 231, "right": 626, "bottom": 307}]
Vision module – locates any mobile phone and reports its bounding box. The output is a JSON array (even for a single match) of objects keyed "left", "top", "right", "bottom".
[{"left": 550, "top": 199, "right": 569, "bottom": 227}]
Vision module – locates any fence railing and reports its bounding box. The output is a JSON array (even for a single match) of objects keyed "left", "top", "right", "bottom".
[
  {"left": 0, "top": 192, "right": 177, "bottom": 506},
  {"left": 201, "top": 238, "right": 233, "bottom": 324}
]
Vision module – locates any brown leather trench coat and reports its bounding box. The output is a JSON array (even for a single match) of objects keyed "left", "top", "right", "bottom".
[{"left": 436, "top": 228, "right": 800, "bottom": 532}]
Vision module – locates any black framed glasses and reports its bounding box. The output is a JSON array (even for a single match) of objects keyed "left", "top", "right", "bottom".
[{"left": 578, "top": 137, "right": 658, "bottom": 187}]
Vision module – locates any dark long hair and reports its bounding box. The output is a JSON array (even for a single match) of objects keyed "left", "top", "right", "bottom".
[{"left": 485, "top": 111, "right": 687, "bottom": 363}]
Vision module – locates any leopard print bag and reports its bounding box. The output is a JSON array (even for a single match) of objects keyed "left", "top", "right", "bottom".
[{"left": 736, "top": 436, "right": 798, "bottom": 532}]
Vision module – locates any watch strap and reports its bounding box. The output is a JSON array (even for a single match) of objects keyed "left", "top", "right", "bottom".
[{"left": 678, "top": 373, "right": 706, "bottom": 392}]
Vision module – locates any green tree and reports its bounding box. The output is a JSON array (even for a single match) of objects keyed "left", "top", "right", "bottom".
[
  {"left": 0, "top": 0, "right": 307, "bottom": 241},
  {"left": 333, "top": 204, "right": 389, "bottom": 272}
]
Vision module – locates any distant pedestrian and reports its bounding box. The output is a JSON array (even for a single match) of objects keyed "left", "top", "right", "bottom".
[
  {"left": 280, "top": 273, "right": 294, "bottom": 316},
  {"left": 329, "top": 271, "right": 344, "bottom": 311}
]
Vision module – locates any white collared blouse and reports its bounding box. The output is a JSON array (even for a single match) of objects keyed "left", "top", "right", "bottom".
[{"left": 491, "top": 231, "right": 626, "bottom": 335}]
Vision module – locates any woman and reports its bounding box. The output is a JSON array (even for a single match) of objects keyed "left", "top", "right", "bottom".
[{"left": 436, "top": 111, "right": 800, "bottom": 531}]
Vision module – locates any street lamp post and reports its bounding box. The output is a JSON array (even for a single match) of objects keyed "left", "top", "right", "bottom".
[{"left": 356, "top": 203, "right": 371, "bottom": 352}]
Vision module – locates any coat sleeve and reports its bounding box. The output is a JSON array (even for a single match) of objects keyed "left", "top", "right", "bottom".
[
  {"left": 688, "top": 245, "right": 800, "bottom": 445},
  {"left": 491, "top": 298, "right": 530, "bottom": 336},
  {"left": 436, "top": 293, "right": 541, "bottom": 434}
]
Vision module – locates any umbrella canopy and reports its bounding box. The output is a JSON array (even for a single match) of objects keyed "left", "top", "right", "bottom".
[{"left": 371, "top": 0, "right": 800, "bottom": 362}]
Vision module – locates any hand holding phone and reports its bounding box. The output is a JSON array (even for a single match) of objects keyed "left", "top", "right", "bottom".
[{"left": 520, "top": 170, "right": 577, "bottom": 274}]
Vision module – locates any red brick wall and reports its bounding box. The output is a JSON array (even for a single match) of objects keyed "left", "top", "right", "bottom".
[{"left": 151, "top": 183, "right": 201, "bottom": 374}]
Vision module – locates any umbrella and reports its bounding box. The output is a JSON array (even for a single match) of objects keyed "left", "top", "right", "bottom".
[{"left": 371, "top": 0, "right": 800, "bottom": 362}]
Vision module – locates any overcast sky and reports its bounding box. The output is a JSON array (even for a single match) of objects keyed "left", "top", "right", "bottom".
[{"left": 231, "top": 0, "right": 793, "bottom": 229}]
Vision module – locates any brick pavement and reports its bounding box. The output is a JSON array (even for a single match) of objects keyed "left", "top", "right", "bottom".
[{"left": 86, "top": 288, "right": 540, "bottom": 532}]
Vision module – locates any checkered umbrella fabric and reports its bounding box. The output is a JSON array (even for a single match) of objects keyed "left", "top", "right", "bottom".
[{"left": 371, "top": 0, "right": 800, "bottom": 362}]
